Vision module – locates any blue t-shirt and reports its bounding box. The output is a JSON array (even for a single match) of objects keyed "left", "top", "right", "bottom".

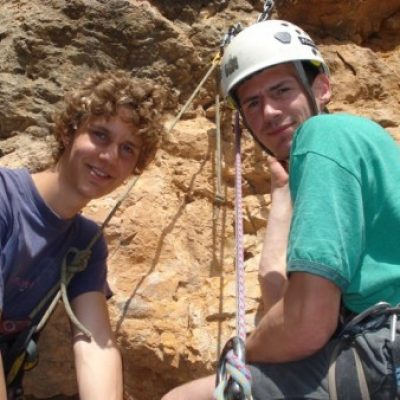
[
  {"left": 0, "top": 167, "right": 109, "bottom": 333},
  {"left": 287, "top": 114, "right": 400, "bottom": 313}
]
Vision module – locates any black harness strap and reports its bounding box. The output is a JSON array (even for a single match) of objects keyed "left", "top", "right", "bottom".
[
  {"left": 330, "top": 302, "right": 400, "bottom": 399},
  {"left": 328, "top": 338, "right": 371, "bottom": 400}
]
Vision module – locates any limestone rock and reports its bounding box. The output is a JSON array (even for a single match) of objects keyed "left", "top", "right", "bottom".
[{"left": 0, "top": 1, "right": 399, "bottom": 399}]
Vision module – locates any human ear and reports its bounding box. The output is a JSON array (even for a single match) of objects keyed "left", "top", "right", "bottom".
[{"left": 312, "top": 74, "right": 331, "bottom": 111}]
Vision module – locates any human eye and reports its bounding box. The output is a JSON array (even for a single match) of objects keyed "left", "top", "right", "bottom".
[
  {"left": 275, "top": 86, "right": 291, "bottom": 96},
  {"left": 89, "top": 127, "right": 108, "bottom": 143},
  {"left": 272, "top": 82, "right": 297, "bottom": 99},
  {"left": 242, "top": 98, "right": 260, "bottom": 113},
  {"left": 120, "top": 143, "right": 138, "bottom": 159}
]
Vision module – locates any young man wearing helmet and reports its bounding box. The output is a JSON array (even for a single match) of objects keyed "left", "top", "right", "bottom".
[{"left": 163, "top": 19, "right": 400, "bottom": 400}]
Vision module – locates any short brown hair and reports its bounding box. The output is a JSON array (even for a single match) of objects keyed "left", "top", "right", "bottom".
[{"left": 53, "top": 70, "right": 164, "bottom": 173}]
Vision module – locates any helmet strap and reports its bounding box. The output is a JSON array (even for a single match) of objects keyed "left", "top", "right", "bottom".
[
  {"left": 238, "top": 110, "right": 275, "bottom": 157},
  {"left": 237, "top": 61, "right": 322, "bottom": 160},
  {"left": 293, "top": 61, "right": 320, "bottom": 116}
]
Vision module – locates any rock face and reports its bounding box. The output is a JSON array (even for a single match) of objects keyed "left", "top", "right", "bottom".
[{"left": 0, "top": 0, "right": 399, "bottom": 399}]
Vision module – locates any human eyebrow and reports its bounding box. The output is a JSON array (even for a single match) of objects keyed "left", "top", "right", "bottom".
[
  {"left": 125, "top": 139, "right": 141, "bottom": 149},
  {"left": 88, "top": 123, "right": 110, "bottom": 134},
  {"left": 268, "top": 78, "right": 297, "bottom": 93},
  {"left": 240, "top": 95, "right": 260, "bottom": 107}
]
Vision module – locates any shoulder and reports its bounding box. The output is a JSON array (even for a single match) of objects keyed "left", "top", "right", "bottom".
[
  {"left": 0, "top": 167, "right": 31, "bottom": 218},
  {"left": 0, "top": 167, "right": 33, "bottom": 208},
  {"left": 292, "top": 113, "right": 396, "bottom": 157},
  {"left": 72, "top": 215, "right": 107, "bottom": 255},
  {"left": 302, "top": 113, "right": 379, "bottom": 127},
  {"left": 0, "top": 167, "right": 30, "bottom": 189},
  {"left": 297, "top": 113, "right": 390, "bottom": 141}
]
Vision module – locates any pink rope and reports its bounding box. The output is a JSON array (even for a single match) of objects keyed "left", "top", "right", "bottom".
[
  {"left": 234, "top": 111, "right": 247, "bottom": 342},
  {"left": 226, "top": 351, "right": 252, "bottom": 381}
]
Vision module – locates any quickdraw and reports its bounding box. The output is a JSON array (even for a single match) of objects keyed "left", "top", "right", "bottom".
[{"left": 257, "top": 0, "right": 275, "bottom": 23}]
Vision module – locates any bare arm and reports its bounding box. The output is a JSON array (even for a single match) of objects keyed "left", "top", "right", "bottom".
[
  {"left": 259, "top": 157, "right": 291, "bottom": 311},
  {"left": 0, "top": 310, "right": 6, "bottom": 400},
  {"left": 247, "top": 272, "right": 341, "bottom": 363},
  {"left": 71, "top": 292, "right": 123, "bottom": 400}
]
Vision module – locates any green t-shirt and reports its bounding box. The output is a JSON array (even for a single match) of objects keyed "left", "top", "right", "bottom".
[{"left": 287, "top": 113, "right": 400, "bottom": 313}]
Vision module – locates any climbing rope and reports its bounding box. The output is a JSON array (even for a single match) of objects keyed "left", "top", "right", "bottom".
[
  {"left": 215, "top": 337, "right": 252, "bottom": 400},
  {"left": 35, "top": 175, "right": 141, "bottom": 337},
  {"left": 166, "top": 53, "right": 221, "bottom": 136},
  {"left": 214, "top": 1, "right": 279, "bottom": 394},
  {"left": 214, "top": 73, "right": 225, "bottom": 219},
  {"left": 233, "top": 112, "right": 247, "bottom": 343},
  {"left": 214, "top": 112, "right": 252, "bottom": 400}
]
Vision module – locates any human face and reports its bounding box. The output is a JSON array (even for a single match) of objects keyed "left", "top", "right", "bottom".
[
  {"left": 237, "top": 63, "right": 314, "bottom": 160},
  {"left": 60, "top": 106, "right": 141, "bottom": 202}
]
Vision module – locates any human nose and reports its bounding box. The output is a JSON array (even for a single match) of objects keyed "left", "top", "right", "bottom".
[
  {"left": 262, "top": 97, "right": 282, "bottom": 119},
  {"left": 99, "top": 143, "right": 119, "bottom": 163}
]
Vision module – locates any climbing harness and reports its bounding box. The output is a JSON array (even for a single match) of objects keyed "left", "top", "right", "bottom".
[
  {"left": 329, "top": 302, "right": 400, "bottom": 400},
  {"left": 1, "top": 174, "right": 141, "bottom": 395},
  {"left": 214, "top": 112, "right": 252, "bottom": 400}
]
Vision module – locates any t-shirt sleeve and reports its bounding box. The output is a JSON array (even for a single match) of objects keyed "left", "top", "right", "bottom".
[
  {"left": 67, "top": 232, "right": 111, "bottom": 301},
  {"left": 287, "top": 152, "right": 365, "bottom": 290},
  {"left": 0, "top": 174, "right": 8, "bottom": 312}
]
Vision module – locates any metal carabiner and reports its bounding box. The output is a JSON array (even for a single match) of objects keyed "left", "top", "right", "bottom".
[
  {"left": 220, "top": 23, "right": 242, "bottom": 50},
  {"left": 257, "top": 0, "right": 275, "bottom": 23},
  {"left": 216, "top": 336, "right": 247, "bottom": 400}
]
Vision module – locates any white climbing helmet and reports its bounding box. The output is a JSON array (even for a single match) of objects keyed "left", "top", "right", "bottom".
[{"left": 220, "top": 19, "right": 329, "bottom": 100}]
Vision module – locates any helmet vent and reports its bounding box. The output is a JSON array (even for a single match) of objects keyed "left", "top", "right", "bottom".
[
  {"left": 224, "top": 55, "right": 239, "bottom": 77},
  {"left": 274, "top": 32, "right": 291, "bottom": 44}
]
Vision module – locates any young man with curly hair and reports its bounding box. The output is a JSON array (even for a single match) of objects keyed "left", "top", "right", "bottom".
[{"left": 0, "top": 70, "right": 163, "bottom": 399}]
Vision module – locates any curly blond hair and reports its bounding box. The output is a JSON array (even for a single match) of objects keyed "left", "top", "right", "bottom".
[{"left": 53, "top": 70, "right": 164, "bottom": 173}]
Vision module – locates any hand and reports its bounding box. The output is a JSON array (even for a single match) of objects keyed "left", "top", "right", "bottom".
[{"left": 267, "top": 156, "right": 289, "bottom": 190}]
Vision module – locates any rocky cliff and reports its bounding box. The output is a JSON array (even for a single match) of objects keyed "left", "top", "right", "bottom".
[{"left": 0, "top": 1, "right": 399, "bottom": 399}]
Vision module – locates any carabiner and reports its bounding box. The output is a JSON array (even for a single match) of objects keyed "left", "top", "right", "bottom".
[{"left": 216, "top": 336, "right": 247, "bottom": 400}]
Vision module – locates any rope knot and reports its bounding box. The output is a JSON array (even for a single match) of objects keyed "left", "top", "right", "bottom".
[
  {"left": 63, "top": 247, "right": 92, "bottom": 275},
  {"left": 214, "top": 337, "right": 252, "bottom": 400}
]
